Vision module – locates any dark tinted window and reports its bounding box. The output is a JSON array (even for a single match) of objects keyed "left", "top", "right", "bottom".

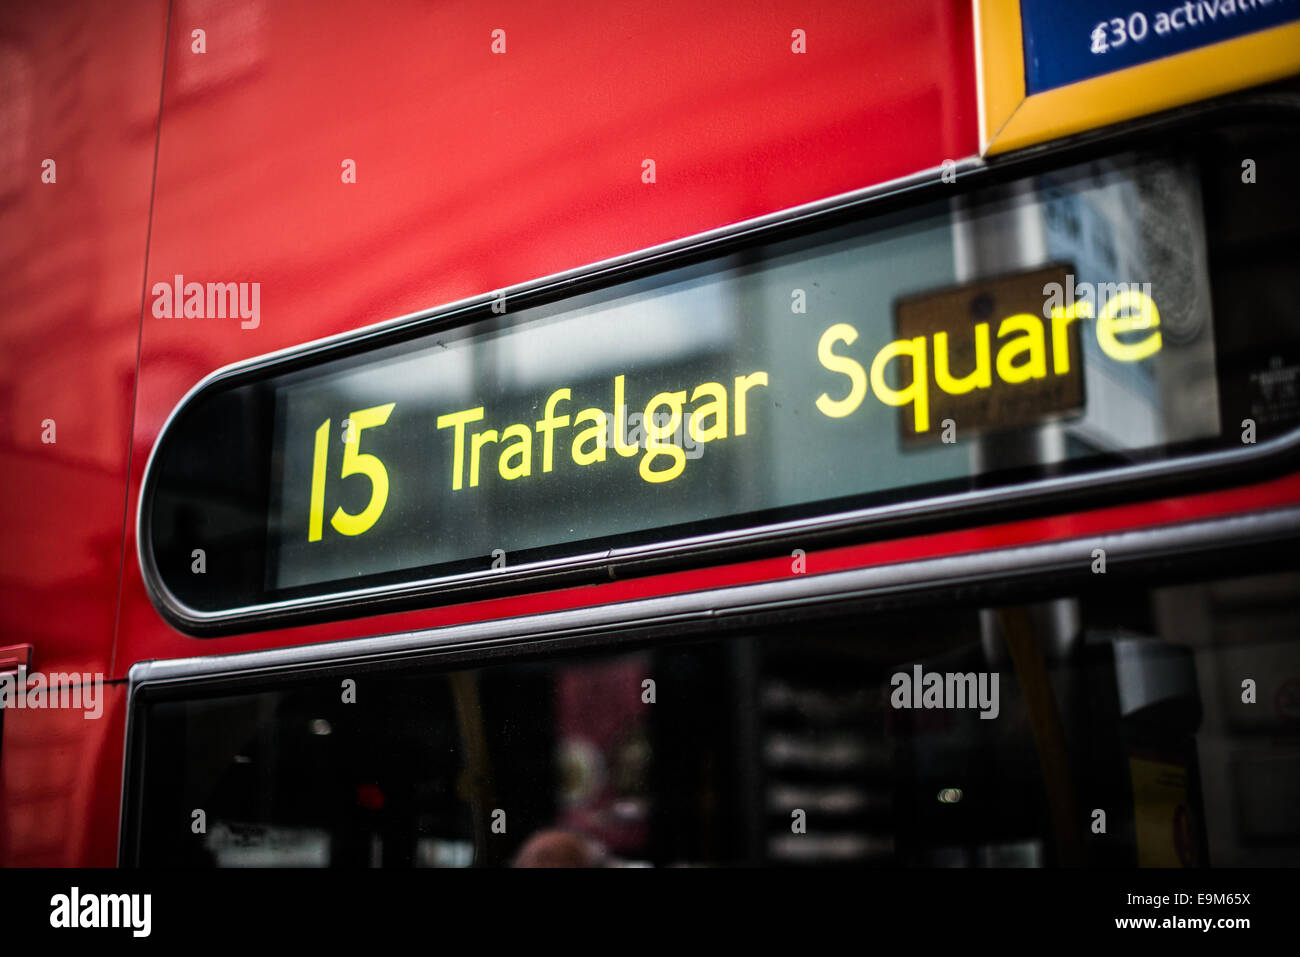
[{"left": 131, "top": 566, "right": 1300, "bottom": 867}]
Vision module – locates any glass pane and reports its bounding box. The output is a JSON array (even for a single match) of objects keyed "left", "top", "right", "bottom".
[
  {"left": 267, "top": 150, "right": 1233, "bottom": 590},
  {"left": 135, "top": 565, "right": 1300, "bottom": 867}
]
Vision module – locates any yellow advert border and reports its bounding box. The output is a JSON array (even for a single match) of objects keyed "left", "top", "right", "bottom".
[{"left": 975, "top": 0, "right": 1300, "bottom": 155}]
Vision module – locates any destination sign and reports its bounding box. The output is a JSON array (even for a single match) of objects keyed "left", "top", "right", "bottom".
[
  {"left": 267, "top": 156, "right": 1207, "bottom": 592},
  {"left": 144, "top": 117, "right": 1300, "bottom": 634}
]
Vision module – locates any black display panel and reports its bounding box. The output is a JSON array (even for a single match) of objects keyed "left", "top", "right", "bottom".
[{"left": 140, "top": 98, "right": 1300, "bottom": 634}]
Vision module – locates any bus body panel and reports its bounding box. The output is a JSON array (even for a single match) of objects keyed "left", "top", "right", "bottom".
[
  {"left": 4, "top": 0, "right": 1299, "bottom": 868},
  {"left": 114, "top": 0, "right": 981, "bottom": 674},
  {"left": 0, "top": 0, "right": 166, "bottom": 867}
]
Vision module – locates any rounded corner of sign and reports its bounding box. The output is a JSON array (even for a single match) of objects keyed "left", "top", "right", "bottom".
[{"left": 142, "top": 579, "right": 204, "bottom": 637}]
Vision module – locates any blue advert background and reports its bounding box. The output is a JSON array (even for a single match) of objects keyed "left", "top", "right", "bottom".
[{"left": 1019, "top": 0, "right": 1299, "bottom": 94}]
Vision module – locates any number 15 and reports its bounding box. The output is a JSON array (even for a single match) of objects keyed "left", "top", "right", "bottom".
[{"left": 308, "top": 402, "right": 396, "bottom": 541}]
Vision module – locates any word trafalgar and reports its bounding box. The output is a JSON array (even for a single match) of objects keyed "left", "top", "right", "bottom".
[
  {"left": 890, "top": 665, "right": 1000, "bottom": 719},
  {"left": 437, "top": 371, "right": 768, "bottom": 486},
  {"left": 152, "top": 274, "right": 260, "bottom": 329}
]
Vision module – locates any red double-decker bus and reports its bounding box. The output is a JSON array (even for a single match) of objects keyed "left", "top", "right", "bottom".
[{"left": 2, "top": 0, "right": 1299, "bottom": 878}]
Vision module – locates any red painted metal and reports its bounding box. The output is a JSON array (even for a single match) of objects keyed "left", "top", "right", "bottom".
[
  {"left": 0, "top": 0, "right": 167, "bottom": 865},
  {"left": 116, "top": 0, "right": 981, "bottom": 673},
  {"left": 0, "top": 646, "right": 33, "bottom": 674}
]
